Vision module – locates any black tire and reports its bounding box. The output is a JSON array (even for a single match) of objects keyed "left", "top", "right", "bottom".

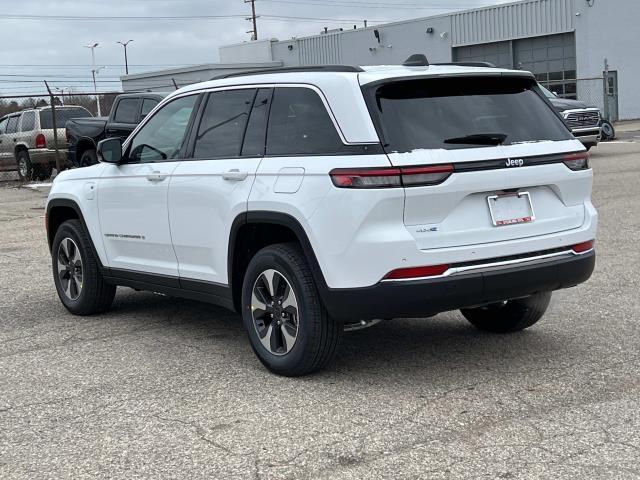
[
  {"left": 52, "top": 219, "right": 116, "bottom": 315},
  {"left": 79, "top": 149, "right": 98, "bottom": 167},
  {"left": 34, "top": 164, "right": 53, "bottom": 181},
  {"left": 461, "top": 292, "right": 551, "bottom": 333},
  {"left": 241, "top": 243, "right": 342, "bottom": 376},
  {"left": 585, "top": 145, "right": 592, "bottom": 151},
  {"left": 600, "top": 120, "right": 616, "bottom": 141},
  {"left": 16, "top": 150, "right": 33, "bottom": 181}
]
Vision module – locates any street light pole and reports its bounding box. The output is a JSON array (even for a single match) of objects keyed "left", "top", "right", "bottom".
[
  {"left": 84, "top": 42, "right": 101, "bottom": 116},
  {"left": 117, "top": 40, "right": 133, "bottom": 75}
]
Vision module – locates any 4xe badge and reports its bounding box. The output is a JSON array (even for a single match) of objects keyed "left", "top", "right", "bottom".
[{"left": 505, "top": 158, "right": 525, "bottom": 167}]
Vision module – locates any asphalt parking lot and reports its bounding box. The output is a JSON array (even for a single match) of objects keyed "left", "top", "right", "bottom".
[{"left": 1, "top": 142, "right": 639, "bottom": 480}]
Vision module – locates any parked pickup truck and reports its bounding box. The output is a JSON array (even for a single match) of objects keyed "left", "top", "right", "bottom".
[
  {"left": 539, "top": 84, "right": 602, "bottom": 150},
  {"left": 66, "top": 92, "right": 167, "bottom": 167}
]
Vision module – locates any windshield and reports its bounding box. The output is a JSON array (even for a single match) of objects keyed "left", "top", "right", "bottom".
[
  {"left": 366, "top": 76, "right": 572, "bottom": 152},
  {"left": 39, "top": 107, "right": 92, "bottom": 129}
]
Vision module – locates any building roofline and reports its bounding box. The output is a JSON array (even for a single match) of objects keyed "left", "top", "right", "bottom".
[{"left": 120, "top": 61, "right": 283, "bottom": 81}]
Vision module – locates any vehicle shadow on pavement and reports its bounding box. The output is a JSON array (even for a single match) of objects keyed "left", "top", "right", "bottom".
[{"left": 106, "top": 289, "right": 573, "bottom": 381}]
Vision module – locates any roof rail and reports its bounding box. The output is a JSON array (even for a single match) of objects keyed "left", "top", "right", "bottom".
[
  {"left": 211, "top": 65, "right": 364, "bottom": 80},
  {"left": 433, "top": 61, "right": 497, "bottom": 68}
]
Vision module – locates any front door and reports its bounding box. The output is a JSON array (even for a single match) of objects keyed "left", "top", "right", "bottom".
[
  {"left": 169, "top": 87, "right": 269, "bottom": 286},
  {"left": 98, "top": 94, "right": 199, "bottom": 277}
]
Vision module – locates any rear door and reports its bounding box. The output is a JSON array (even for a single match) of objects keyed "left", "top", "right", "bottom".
[
  {"left": 4, "top": 115, "right": 20, "bottom": 162},
  {"left": 168, "top": 87, "right": 264, "bottom": 287},
  {"left": 363, "top": 75, "right": 589, "bottom": 250},
  {"left": 106, "top": 97, "right": 141, "bottom": 140},
  {"left": 0, "top": 117, "right": 10, "bottom": 168}
]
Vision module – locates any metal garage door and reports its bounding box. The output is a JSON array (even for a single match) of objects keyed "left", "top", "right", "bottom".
[
  {"left": 453, "top": 41, "right": 512, "bottom": 68},
  {"left": 514, "top": 33, "right": 576, "bottom": 99}
]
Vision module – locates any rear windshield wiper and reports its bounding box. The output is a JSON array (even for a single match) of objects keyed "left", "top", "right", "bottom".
[{"left": 443, "top": 133, "right": 507, "bottom": 146}]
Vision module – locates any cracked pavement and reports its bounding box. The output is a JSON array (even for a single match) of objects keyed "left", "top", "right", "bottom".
[{"left": 1, "top": 142, "right": 639, "bottom": 479}]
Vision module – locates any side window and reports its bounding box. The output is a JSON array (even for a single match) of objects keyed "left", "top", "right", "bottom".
[
  {"left": 241, "top": 88, "right": 272, "bottom": 157},
  {"left": 193, "top": 89, "right": 256, "bottom": 159},
  {"left": 128, "top": 95, "right": 198, "bottom": 163},
  {"left": 266, "top": 87, "right": 346, "bottom": 156},
  {"left": 0, "top": 118, "right": 7, "bottom": 134},
  {"left": 6, "top": 116, "right": 19, "bottom": 134},
  {"left": 114, "top": 98, "right": 140, "bottom": 124},
  {"left": 140, "top": 98, "right": 159, "bottom": 120},
  {"left": 19, "top": 111, "right": 36, "bottom": 132}
]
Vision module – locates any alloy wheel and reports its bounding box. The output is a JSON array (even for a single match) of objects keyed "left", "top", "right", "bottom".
[
  {"left": 251, "top": 269, "right": 299, "bottom": 355},
  {"left": 18, "top": 158, "right": 28, "bottom": 178},
  {"left": 57, "top": 238, "right": 83, "bottom": 300}
]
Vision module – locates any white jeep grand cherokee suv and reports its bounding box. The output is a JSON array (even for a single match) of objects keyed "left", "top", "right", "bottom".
[{"left": 46, "top": 59, "right": 597, "bottom": 376}]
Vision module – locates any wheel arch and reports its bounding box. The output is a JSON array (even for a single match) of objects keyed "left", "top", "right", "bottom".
[
  {"left": 46, "top": 199, "right": 106, "bottom": 271},
  {"left": 228, "top": 211, "right": 329, "bottom": 312},
  {"left": 76, "top": 137, "right": 97, "bottom": 157}
]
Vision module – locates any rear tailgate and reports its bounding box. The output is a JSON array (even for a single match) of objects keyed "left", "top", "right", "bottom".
[{"left": 362, "top": 74, "right": 591, "bottom": 250}]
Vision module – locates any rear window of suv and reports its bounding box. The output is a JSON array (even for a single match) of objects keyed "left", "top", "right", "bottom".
[
  {"left": 365, "top": 76, "right": 572, "bottom": 152},
  {"left": 39, "top": 107, "right": 92, "bottom": 129}
]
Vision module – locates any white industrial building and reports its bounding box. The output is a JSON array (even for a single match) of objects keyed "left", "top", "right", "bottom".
[{"left": 121, "top": 0, "right": 639, "bottom": 120}]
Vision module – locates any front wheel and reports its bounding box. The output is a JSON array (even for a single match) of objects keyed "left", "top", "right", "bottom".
[
  {"left": 241, "top": 243, "right": 342, "bottom": 376},
  {"left": 461, "top": 292, "right": 551, "bottom": 333},
  {"left": 52, "top": 219, "right": 116, "bottom": 315},
  {"left": 600, "top": 120, "right": 616, "bottom": 141}
]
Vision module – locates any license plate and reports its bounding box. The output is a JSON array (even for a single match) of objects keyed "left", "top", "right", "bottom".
[{"left": 487, "top": 192, "right": 535, "bottom": 227}]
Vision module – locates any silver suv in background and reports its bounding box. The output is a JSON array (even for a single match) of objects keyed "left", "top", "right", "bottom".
[{"left": 0, "top": 106, "right": 92, "bottom": 180}]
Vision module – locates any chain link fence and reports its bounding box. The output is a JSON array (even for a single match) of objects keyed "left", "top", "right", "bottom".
[
  {"left": 0, "top": 91, "right": 122, "bottom": 184},
  {"left": 575, "top": 77, "right": 606, "bottom": 113}
]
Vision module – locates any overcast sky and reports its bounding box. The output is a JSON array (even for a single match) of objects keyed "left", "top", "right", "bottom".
[{"left": 0, "top": 0, "right": 514, "bottom": 96}]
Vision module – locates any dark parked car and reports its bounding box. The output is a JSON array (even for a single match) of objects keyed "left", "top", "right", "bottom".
[{"left": 66, "top": 92, "right": 167, "bottom": 167}]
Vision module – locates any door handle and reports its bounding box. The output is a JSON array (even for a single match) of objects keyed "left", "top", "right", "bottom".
[
  {"left": 222, "top": 169, "right": 248, "bottom": 181},
  {"left": 146, "top": 171, "right": 168, "bottom": 182}
]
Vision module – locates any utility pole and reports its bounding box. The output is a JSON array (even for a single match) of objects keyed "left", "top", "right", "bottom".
[
  {"left": 84, "top": 42, "right": 101, "bottom": 116},
  {"left": 117, "top": 40, "right": 133, "bottom": 75},
  {"left": 245, "top": 0, "right": 258, "bottom": 40}
]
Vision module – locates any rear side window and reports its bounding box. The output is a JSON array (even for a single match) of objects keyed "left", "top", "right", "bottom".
[
  {"left": 114, "top": 98, "right": 140, "bottom": 124},
  {"left": 39, "top": 107, "right": 92, "bottom": 129},
  {"left": 20, "top": 111, "right": 36, "bottom": 132},
  {"left": 6, "top": 116, "right": 19, "bottom": 134},
  {"left": 266, "top": 87, "right": 346, "bottom": 156},
  {"left": 141, "top": 98, "right": 159, "bottom": 119},
  {"left": 367, "top": 76, "right": 573, "bottom": 152},
  {"left": 0, "top": 118, "right": 7, "bottom": 134},
  {"left": 193, "top": 89, "right": 256, "bottom": 159}
]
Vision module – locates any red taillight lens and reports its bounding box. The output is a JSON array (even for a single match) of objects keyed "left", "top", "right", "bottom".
[
  {"left": 330, "top": 163, "right": 453, "bottom": 189},
  {"left": 400, "top": 164, "right": 454, "bottom": 186},
  {"left": 571, "top": 240, "right": 594, "bottom": 253},
  {"left": 329, "top": 168, "right": 401, "bottom": 188},
  {"left": 35, "top": 133, "right": 46, "bottom": 149},
  {"left": 563, "top": 151, "right": 590, "bottom": 171},
  {"left": 384, "top": 264, "right": 450, "bottom": 280}
]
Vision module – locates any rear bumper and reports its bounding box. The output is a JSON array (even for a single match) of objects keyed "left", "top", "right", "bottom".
[
  {"left": 29, "top": 149, "right": 67, "bottom": 166},
  {"left": 321, "top": 250, "right": 595, "bottom": 321}
]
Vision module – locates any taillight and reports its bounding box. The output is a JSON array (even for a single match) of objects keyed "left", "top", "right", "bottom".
[
  {"left": 35, "top": 133, "right": 46, "bottom": 149},
  {"left": 563, "top": 151, "right": 589, "bottom": 171},
  {"left": 384, "top": 264, "right": 450, "bottom": 280},
  {"left": 571, "top": 240, "right": 594, "bottom": 253},
  {"left": 400, "top": 164, "right": 454, "bottom": 186},
  {"left": 330, "top": 163, "right": 453, "bottom": 189}
]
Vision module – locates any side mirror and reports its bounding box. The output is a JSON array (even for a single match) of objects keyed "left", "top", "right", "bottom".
[{"left": 97, "top": 137, "right": 123, "bottom": 164}]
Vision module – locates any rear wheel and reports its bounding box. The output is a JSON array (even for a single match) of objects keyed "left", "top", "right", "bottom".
[
  {"left": 461, "top": 292, "right": 551, "bottom": 333},
  {"left": 80, "top": 149, "right": 98, "bottom": 167},
  {"left": 16, "top": 151, "right": 33, "bottom": 181},
  {"left": 34, "top": 164, "right": 53, "bottom": 181},
  {"left": 52, "top": 219, "right": 116, "bottom": 315},
  {"left": 241, "top": 243, "right": 342, "bottom": 376}
]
